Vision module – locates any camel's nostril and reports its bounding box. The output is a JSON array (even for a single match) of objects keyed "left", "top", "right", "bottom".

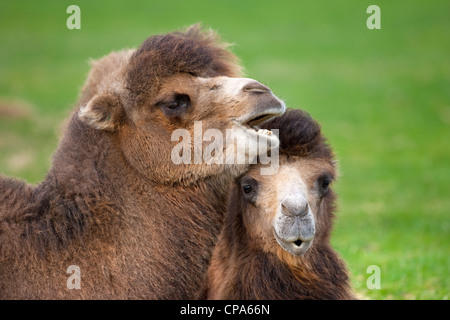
[
  {"left": 281, "top": 200, "right": 309, "bottom": 217},
  {"left": 243, "top": 81, "right": 271, "bottom": 94}
]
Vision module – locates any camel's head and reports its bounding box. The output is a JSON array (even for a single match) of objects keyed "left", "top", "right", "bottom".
[
  {"left": 232, "top": 109, "right": 337, "bottom": 257},
  {"left": 77, "top": 25, "right": 285, "bottom": 184}
]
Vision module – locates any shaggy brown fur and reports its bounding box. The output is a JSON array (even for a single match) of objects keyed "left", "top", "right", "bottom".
[
  {"left": 206, "top": 109, "right": 355, "bottom": 300},
  {"left": 0, "top": 25, "right": 285, "bottom": 299}
]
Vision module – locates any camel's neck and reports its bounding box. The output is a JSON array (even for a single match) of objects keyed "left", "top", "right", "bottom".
[
  {"left": 51, "top": 114, "right": 234, "bottom": 204},
  {"left": 215, "top": 239, "right": 352, "bottom": 299},
  {"left": 23, "top": 115, "right": 231, "bottom": 261},
  {"left": 49, "top": 115, "right": 119, "bottom": 194}
]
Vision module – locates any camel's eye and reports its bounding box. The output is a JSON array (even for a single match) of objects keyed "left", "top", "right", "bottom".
[
  {"left": 318, "top": 174, "right": 333, "bottom": 196},
  {"left": 321, "top": 179, "right": 330, "bottom": 190},
  {"left": 242, "top": 185, "right": 252, "bottom": 194},
  {"left": 240, "top": 176, "right": 259, "bottom": 203},
  {"left": 158, "top": 93, "right": 191, "bottom": 117},
  {"left": 167, "top": 94, "right": 190, "bottom": 110}
]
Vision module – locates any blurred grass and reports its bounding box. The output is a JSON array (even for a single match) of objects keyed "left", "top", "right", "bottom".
[{"left": 0, "top": 0, "right": 449, "bottom": 299}]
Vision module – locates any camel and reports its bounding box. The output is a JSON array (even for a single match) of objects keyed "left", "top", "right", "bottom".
[
  {"left": 206, "top": 109, "right": 355, "bottom": 299},
  {"left": 0, "top": 25, "right": 285, "bottom": 299}
]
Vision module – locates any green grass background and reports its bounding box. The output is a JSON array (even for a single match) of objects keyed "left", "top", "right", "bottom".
[{"left": 0, "top": 0, "right": 448, "bottom": 299}]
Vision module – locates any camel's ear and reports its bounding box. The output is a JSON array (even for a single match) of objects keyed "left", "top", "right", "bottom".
[{"left": 78, "top": 93, "right": 124, "bottom": 131}]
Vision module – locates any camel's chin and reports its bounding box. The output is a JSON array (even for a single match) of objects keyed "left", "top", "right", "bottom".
[{"left": 274, "top": 232, "right": 313, "bottom": 256}]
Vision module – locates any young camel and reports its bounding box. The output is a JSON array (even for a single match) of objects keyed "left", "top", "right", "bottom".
[
  {"left": 206, "top": 109, "right": 355, "bottom": 299},
  {"left": 0, "top": 25, "right": 285, "bottom": 299}
]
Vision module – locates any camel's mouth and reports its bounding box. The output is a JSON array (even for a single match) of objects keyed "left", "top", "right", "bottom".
[
  {"left": 230, "top": 103, "right": 285, "bottom": 150},
  {"left": 243, "top": 105, "right": 285, "bottom": 127},
  {"left": 235, "top": 110, "right": 283, "bottom": 138},
  {"left": 274, "top": 231, "right": 313, "bottom": 256},
  {"left": 245, "top": 113, "right": 279, "bottom": 128}
]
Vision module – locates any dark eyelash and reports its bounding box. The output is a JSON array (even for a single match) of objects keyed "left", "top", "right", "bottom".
[{"left": 157, "top": 94, "right": 191, "bottom": 117}]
